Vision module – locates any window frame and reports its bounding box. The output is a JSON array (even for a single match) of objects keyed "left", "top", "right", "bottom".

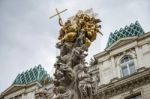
[{"left": 120, "top": 55, "right": 136, "bottom": 77}]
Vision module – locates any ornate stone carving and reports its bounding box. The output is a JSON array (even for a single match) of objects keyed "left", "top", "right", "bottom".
[
  {"left": 78, "top": 66, "right": 94, "bottom": 99},
  {"left": 35, "top": 9, "right": 101, "bottom": 99},
  {"left": 52, "top": 9, "right": 102, "bottom": 99}
]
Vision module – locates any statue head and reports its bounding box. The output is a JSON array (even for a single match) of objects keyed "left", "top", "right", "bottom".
[
  {"left": 83, "top": 66, "right": 89, "bottom": 73},
  {"left": 53, "top": 79, "right": 60, "bottom": 87},
  {"left": 54, "top": 61, "right": 61, "bottom": 68}
]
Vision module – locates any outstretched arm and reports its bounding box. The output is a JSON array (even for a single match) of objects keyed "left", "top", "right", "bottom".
[{"left": 59, "top": 18, "right": 63, "bottom": 26}]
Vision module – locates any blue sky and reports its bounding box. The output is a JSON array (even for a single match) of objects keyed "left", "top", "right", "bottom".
[{"left": 0, "top": 0, "right": 150, "bottom": 93}]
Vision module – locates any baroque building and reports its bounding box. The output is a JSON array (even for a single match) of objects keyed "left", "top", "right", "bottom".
[
  {"left": 0, "top": 21, "right": 150, "bottom": 99},
  {"left": 89, "top": 21, "right": 150, "bottom": 99},
  {"left": 0, "top": 65, "right": 53, "bottom": 99}
]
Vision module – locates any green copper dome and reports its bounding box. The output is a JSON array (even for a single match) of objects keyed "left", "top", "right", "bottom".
[
  {"left": 106, "top": 21, "right": 144, "bottom": 47},
  {"left": 13, "top": 64, "right": 53, "bottom": 86}
]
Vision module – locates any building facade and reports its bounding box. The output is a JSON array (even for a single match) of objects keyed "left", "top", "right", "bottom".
[
  {"left": 89, "top": 21, "right": 150, "bottom": 99},
  {"left": 0, "top": 65, "right": 53, "bottom": 99}
]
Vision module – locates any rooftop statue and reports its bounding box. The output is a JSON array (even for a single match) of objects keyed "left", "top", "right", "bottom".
[{"left": 37, "top": 8, "right": 102, "bottom": 99}]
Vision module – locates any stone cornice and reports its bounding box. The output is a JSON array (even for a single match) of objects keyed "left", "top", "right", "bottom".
[
  {"left": 106, "top": 36, "right": 138, "bottom": 51},
  {"left": 94, "top": 32, "right": 150, "bottom": 60},
  {"left": 0, "top": 81, "right": 42, "bottom": 98},
  {"left": 94, "top": 67, "right": 150, "bottom": 98}
]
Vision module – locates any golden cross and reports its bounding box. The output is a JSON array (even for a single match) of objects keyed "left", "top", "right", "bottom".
[{"left": 49, "top": 8, "right": 67, "bottom": 19}]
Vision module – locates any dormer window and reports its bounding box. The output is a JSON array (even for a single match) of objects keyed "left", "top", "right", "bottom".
[{"left": 120, "top": 55, "right": 136, "bottom": 77}]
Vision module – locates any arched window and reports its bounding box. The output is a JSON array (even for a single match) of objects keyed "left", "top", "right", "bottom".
[{"left": 120, "top": 55, "right": 136, "bottom": 77}]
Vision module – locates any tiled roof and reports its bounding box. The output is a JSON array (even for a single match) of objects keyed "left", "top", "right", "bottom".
[
  {"left": 106, "top": 21, "right": 144, "bottom": 47},
  {"left": 13, "top": 64, "right": 52, "bottom": 86}
]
